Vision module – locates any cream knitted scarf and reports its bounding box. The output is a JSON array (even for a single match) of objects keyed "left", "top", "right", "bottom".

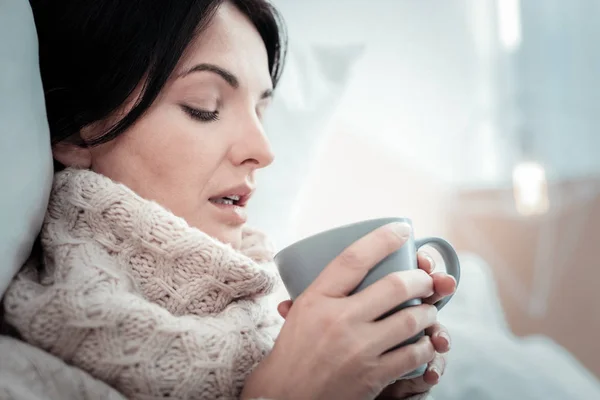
[{"left": 4, "top": 168, "right": 282, "bottom": 400}]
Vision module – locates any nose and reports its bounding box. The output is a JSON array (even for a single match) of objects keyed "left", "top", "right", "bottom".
[{"left": 231, "top": 114, "right": 275, "bottom": 169}]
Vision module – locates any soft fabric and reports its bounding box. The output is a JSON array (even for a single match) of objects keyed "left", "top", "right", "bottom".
[
  {"left": 433, "top": 253, "right": 600, "bottom": 400},
  {"left": 4, "top": 168, "right": 282, "bottom": 400},
  {"left": 0, "top": 335, "right": 281, "bottom": 400},
  {"left": 0, "top": 0, "right": 53, "bottom": 297},
  {"left": 0, "top": 336, "right": 126, "bottom": 400}
]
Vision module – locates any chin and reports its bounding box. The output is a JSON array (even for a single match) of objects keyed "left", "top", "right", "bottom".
[
  {"left": 191, "top": 218, "right": 243, "bottom": 249},
  {"left": 213, "top": 227, "right": 243, "bottom": 249}
]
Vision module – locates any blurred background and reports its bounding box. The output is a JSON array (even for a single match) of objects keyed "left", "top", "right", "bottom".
[{"left": 247, "top": 0, "right": 600, "bottom": 398}]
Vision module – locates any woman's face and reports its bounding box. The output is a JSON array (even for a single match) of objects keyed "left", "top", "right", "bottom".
[{"left": 55, "top": 2, "right": 275, "bottom": 248}]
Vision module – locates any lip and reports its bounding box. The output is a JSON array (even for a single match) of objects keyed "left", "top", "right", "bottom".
[
  {"left": 208, "top": 183, "right": 254, "bottom": 207},
  {"left": 208, "top": 183, "right": 254, "bottom": 226}
]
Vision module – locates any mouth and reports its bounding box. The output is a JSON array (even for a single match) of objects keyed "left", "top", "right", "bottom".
[
  {"left": 209, "top": 194, "right": 245, "bottom": 207},
  {"left": 208, "top": 185, "right": 253, "bottom": 208},
  {"left": 208, "top": 185, "right": 253, "bottom": 225}
]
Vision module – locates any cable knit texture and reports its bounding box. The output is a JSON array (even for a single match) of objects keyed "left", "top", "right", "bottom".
[{"left": 3, "top": 168, "right": 282, "bottom": 400}]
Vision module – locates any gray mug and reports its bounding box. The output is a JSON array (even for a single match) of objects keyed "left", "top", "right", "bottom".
[{"left": 274, "top": 217, "right": 461, "bottom": 380}]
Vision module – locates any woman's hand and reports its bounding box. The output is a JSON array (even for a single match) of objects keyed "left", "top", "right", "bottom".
[
  {"left": 376, "top": 252, "right": 456, "bottom": 399},
  {"left": 241, "top": 222, "right": 441, "bottom": 400},
  {"left": 271, "top": 250, "right": 457, "bottom": 400}
]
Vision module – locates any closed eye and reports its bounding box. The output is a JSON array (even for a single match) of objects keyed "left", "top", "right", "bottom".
[{"left": 181, "top": 105, "right": 219, "bottom": 123}]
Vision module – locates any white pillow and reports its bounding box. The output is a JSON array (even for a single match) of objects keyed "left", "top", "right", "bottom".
[
  {"left": 247, "top": 42, "right": 363, "bottom": 249},
  {"left": 434, "top": 254, "right": 600, "bottom": 399},
  {"left": 0, "top": 0, "right": 53, "bottom": 297}
]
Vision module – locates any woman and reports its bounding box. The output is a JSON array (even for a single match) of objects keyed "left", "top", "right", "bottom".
[{"left": 3, "top": 0, "right": 456, "bottom": 399}]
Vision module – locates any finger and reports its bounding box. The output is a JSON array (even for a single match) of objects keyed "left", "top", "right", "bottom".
[
  {"left": 380, "top": 352, "right": 446, "bottom": 398},
  {"left": 370, "top": 304, "right": 437, "bottom": 354},
  {"left": 381, "top": 364, "right": 436, "bottom": 398},
  {"left": 425, "top": 322, "right": 451, "bottom": 353},
  {"left": 417, "top": 251, "right": 435, "bottom": 274},
  {"left": 423, "top": 353, "right": 447, "bottom": 385},
  {"left": 349, "top": 269, "right": 434, "bottom": 321},
  {"left": 277, "top": 300, "right": 293, "bottom": 319},
  {"left": 423, "top": 272, "right": 457, "bottom": 305},
  {"left": 377, "top": 377, "right": 431, "bottom": 400},
  {"left": 379, "top": 335, "right": 436, "bottom": 382},
  {"left": 309, "top": 222, "right": 412, "bottom": 297}
]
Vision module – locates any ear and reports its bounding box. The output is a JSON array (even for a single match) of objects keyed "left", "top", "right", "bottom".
[{"left": 52, "top": 142, "right": 92, "bottom": 168}]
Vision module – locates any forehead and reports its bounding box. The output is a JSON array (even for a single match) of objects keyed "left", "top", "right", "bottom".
[{"left": 178, "top": 3, "right": 272, "bottom": 89}]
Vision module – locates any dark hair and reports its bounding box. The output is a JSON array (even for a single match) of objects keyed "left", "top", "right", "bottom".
[{"left": 30, "top": 0, "right": 287, "bottom": 147}]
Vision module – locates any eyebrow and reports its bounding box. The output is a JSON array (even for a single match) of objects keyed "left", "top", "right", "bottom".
[{"left": 180, "top": 63, "right": 273, "bottom": 100}]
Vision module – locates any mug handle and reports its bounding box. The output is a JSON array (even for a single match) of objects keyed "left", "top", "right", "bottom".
[{"left": 414, "top": 237, "right": 461, "bottom": 310}]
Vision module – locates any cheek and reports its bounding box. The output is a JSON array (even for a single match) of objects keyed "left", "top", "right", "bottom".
[
  {"left": 138, "top": 108, "right": 208, "bottom": 169},
  {"left": 91, "top": 105, "right": 225, "bottom": 211}
]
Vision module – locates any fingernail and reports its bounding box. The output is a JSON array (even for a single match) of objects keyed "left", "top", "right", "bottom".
[
  {"left": 429, "top": 305, "right": 439, "bottom": 319},
  {"left": 428, "top": 366, "right": 440, "bottom": 381},
  {"left": 450, "top": 275, "right": 458, "bottom": 289},
  {"left": 426, "top": 254, "right": 436, "bottom": 269},
  {"left": 391, "top": 222, "right": 412, "bottom": 239},
  {"left": 438, "top": 332, "right": 451, "bottom": 349}
]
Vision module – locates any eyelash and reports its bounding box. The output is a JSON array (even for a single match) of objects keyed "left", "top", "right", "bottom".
[{"left": 181, "top": 105, "right": 220, "bottom": 123}]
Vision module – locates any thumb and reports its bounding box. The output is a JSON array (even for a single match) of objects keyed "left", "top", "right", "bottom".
[{"left": 277, "top": 300, "right": 293, "bottom": 319}]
